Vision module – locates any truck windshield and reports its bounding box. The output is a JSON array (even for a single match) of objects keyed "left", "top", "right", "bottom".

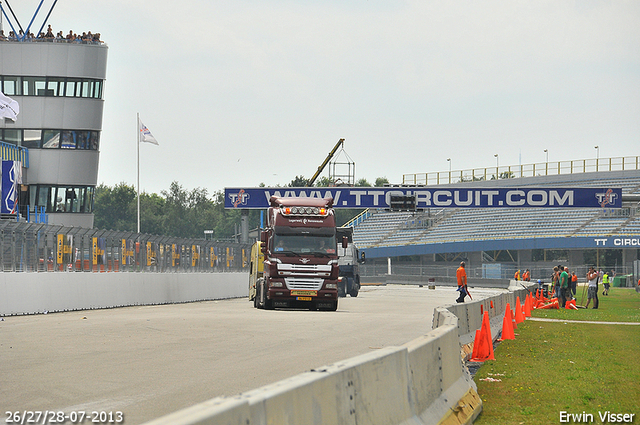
[{"left": 273, "top": 234, "right": 336, "bottom": 255}]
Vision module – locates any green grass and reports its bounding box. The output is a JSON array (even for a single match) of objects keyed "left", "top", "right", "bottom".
[{"left": 473, "top": 288, "right": 640, "bottom": 424}]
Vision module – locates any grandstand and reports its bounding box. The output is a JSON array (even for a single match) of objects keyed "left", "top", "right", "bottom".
[{"left": 350, "top": 166, "right": 640, "bottom": 280}]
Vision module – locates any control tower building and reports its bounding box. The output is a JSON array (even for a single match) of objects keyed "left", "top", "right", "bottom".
[{"left": 0, "top": 12, "right": 107, "bottom": 228}]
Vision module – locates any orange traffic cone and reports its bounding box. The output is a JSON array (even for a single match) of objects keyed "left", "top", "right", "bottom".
[
  {"left": 539, "top": 299, "right": 559, "bottom": 309},
  {"left": 499, "top": 304, "right": 515, "bottom": 341},
  {"left": 470, "top": 329, "right": 481, "bottom": 360},
  {"left": 524, "top": 294, "right": 532, "bottom": 317},
  {"left": 515, "top": 296, "right": 525, "bottom": 324},
  {"left": 511, "top": 308, "right": 518, "bottom": 329},
  {"left": 470, "top": 311, "right": 495, "bottom": 362},
  {"left": 565, "top": 299, "right": 578, "bottom": 310}
]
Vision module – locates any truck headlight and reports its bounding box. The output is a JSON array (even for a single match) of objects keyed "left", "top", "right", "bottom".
[
  {"left": 325, "top": 283, "right": 337, "bottom": 289},
  {"left": 270, "top": 281, "right": 283, "bottom": 288}
]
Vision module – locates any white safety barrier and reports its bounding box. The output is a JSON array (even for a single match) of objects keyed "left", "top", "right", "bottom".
[{"left": 0, "top": 272, "right": 247, "bottom": 316}]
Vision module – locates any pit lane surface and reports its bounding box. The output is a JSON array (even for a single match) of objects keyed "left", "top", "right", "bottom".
[{"left": 1, "top": 285, "right": 505, "bottom": 424}]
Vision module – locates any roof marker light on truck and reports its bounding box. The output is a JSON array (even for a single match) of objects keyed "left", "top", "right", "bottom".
[{"left": 281, "top": 206, "right": 328, "bottom": 217}]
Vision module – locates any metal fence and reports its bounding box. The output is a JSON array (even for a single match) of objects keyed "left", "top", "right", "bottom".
[{"left": 0, "top": 221, "right": 252, "bottom": 273}]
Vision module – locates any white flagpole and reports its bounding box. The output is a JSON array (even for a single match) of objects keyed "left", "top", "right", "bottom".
[{"left": 137, "top": 112, "right": 140, "bottom": 234}]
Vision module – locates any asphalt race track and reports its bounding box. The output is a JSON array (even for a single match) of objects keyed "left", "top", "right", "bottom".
[{"left": 1, "top": 285, "right": 505, "bottom": 424}]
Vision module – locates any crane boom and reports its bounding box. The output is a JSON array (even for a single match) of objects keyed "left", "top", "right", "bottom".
[{"left": 307, "top": 138, "right": 345, "bottom": 187}]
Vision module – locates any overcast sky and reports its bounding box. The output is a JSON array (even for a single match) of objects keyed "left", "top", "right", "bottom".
[{"left": 6, "top": 1, "right": 640, "bottom": 195}]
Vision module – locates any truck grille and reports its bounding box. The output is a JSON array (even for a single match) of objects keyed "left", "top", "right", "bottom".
[
  {"left": 285, "top": 277, "right": 324, "bottom": 290},
  {"left": 278, "top": 264, "right": 331, "bottom": 272}
]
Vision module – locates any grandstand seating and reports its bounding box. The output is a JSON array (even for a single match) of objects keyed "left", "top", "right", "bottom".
[{"left": 352, "top": 170, "right": 640, "bottom": 248}]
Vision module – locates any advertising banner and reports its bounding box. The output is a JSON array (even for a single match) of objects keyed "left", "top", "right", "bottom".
[
  {"left": 191, "top": 245, "right": 200, "bottom": 267},
  {"left": 171, "top": 244, "right": 179, "bottom": 267},
  {"left": 92, "top": 237, "right": 106, "bottom": 265},
  {"left": 210, "top": 246, "right": 218, "bottom": 268},
  {"left": 145, "top": 242, "right": 157, "bottom": 266},
  {"left": 1, "top": 160, "right": 21, "bottom": 214},
  {"left": 57, "top": 234, "right": 73, "bottom": 265},
  {"left": 224, "top": 187, "right": 623, "bottom": 210}
]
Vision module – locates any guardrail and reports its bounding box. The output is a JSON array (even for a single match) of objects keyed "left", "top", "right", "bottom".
[{"left": 403, "top": 156, "right": 640, "bottom": 185}]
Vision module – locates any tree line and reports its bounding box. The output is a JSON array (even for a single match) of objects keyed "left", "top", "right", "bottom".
[{"left": 93, "top": 176, "right": 389, "bottom": 239}]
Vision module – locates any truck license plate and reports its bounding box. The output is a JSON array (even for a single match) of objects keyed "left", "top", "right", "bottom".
[
  {"left": 291, "top": 290, "right": 317, "bottom": 296},
  {"left": 296, "top": 296, "right": 312, "bottom": 301}
]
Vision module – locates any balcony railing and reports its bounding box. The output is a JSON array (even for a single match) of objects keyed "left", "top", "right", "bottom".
[{"left": 403, "top": 156, "right": 640, "bottom": 186}]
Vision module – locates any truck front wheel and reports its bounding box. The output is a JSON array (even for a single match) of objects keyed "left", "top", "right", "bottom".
[
  {"left": 349, "top": 276, "right": 360, "bottom": 297},
  {"left": 261, "top": 279, "right": 274, "bottom": 310},
  {"left": 338, "top": 279, "right": 346, "bottom": 298},
  {"left": 255, "top": 278, "right": 264, "bottom": 309}
]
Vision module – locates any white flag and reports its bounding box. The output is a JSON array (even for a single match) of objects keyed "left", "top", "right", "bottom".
[
  {"left": 139, "top": 119, "right": 159, "bottom": 145},
  {"left": 0, "top": 91, "right": 20, "bottom": 121}
]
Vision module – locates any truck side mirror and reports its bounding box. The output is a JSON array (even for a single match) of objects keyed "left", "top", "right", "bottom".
[
  {"left": 342, "top": 236, "right": 348, "bottom": 249},
  {"left": 260, "top": 231, "right": 268, "bottom": 254},
  {"left": 359, "top": 251, "right": 366, "bottom": 263}
]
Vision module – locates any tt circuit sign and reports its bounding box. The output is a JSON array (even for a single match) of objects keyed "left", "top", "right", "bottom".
[
  {"left": 594, "top": 237, "right": 640, "bottom": 247},
  {"left": 225, "top": 187, "right": 622, "bottom": 209}
]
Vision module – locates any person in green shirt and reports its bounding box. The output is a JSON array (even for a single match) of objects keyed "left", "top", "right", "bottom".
[{"left": 559, "top": 266, "right": 570, "bottom": 308}]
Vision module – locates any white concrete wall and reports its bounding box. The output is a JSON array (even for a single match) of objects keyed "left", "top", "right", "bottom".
[{"left": 0, "top": 272, "right": 247, "bottom": 316}]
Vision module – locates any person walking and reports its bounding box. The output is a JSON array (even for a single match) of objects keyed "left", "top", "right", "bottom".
[
  {"left": 585, "top": 266, "right": 599, "bottom": 309},
  {"left": 456, "top": 261, "right": 468, "bottom": 303},
  {"left": 559, "top": 266, "right": 570, "bottom": 308},
  {"left": 602, "top": 271, "right": 610, "bottom": 296}
]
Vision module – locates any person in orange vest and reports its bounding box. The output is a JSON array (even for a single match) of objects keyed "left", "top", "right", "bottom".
[
  {"left": 514, "top": 270, "right": 520, "bottom": 281},
  {"left": 571, "top": 272, "right": 578, "bottom": 297},
  {"left": 456, "top": 261, "right": 468, "bottom": 303},
  {"left": 523, "top": 269, "right": 530, "bottom": 281}
]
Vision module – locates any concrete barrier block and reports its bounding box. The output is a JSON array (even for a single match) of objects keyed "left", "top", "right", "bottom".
[
  {"left": 238, "top": 346, "right": 415, "bottom": 425},
  {"left": 241, "top": 370, "right": 345, "bottom": 424},
  {"left": 404, "top": 307, "right": 480, "bottom": 425},
  {"left": 404, "top": 328, "right": 453, "bottom": 418}
]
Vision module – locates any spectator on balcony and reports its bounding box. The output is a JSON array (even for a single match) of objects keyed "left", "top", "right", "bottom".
[{"left": 44, "top": 25, "right": 55, "bottom": 39}]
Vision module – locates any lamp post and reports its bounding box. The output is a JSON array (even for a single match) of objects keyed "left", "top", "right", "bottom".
[
  {"left": 544, "top": 149, "right": 548, "bottom": 175},
  {"left": 447, "top": 158, "right": 451, "bottom": 183},
  {"left": 595, "top": 145, "right": 599, "bottom": 171},
  {"left": 494, "top": 154, "right": 499, "bottom": 179}
]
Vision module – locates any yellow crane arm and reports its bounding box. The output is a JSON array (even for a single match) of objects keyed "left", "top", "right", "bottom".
[{"left": 307, "top": 138, "right": 345, "bottom": 187}]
